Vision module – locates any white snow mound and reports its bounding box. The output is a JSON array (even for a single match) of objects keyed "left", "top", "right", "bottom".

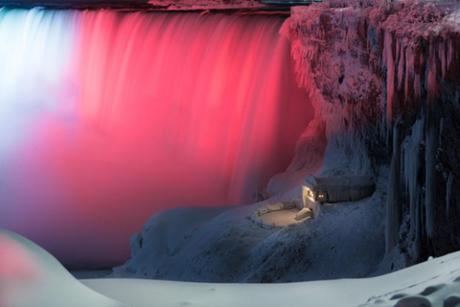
[
  {"left": 0, "top": 230, "right": 126, "bottom": 307},
  {"left": 85, "top": 251, "right": 460, "bottom": 307},
  {"left": 4, "top": 229, "right": 460, "bottom": 307}
]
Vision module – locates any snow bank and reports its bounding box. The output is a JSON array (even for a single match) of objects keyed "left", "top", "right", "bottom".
[
  {"left": 90, "top": 249, "right": 460, "bottom": 307},
  {"left": 6, "top": 229, "right": 460, "bottom": 307},
  {"left": 113, "top": 169, "right": 386, "bottom": 283},
  {"left": 0, "top": 230, "right": 125, "bottom": 307}
]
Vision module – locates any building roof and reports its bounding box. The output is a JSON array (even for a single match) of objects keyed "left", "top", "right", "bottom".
[{"left": 305, "top": 175, "right": 375, "bottom": 190}]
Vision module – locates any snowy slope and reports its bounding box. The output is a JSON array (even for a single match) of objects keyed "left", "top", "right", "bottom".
[
  {"left": 0, "top": 230, "right": 125, "bottom": 307},
  {"left": 3, "top": 229, "right": 460, "bottom": 307},
  {"left": 87, "top": 257, "right": 460, "bottom": 307},
  {"left": 112, "top": 171, "right": 387, "bottom": 283}
]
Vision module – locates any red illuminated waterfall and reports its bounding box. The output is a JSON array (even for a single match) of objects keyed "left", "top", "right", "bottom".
[{"left": 0, "top": 11, "right": 311, "bottom": 266}]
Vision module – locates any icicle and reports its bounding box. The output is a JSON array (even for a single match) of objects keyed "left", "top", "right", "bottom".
[
  {"left": 403, "top": 119, "right": 423, "bottom": 236},
  {"left": 386, "top": 120, "right": 402, "bottom": 253},
  {"left": 397, "top": 40, "right": 405, "bottom": 92},
  {"left": 404, "top": 44, "right": 413, "bottom": 100},
  {"left": 427, "top": 41, "right": 439, "bottom": 102},
  {"left": 424, "top": 113, "right": 438, "bottom": 239},
  {"left": 440, "top": 40, "right": 446, "bottom": 78},
  {"left": 447, "top": 38, "right": 454, "bottom": 69},
  {"left": 414, "top": 72, "right": 422, "bottom": 100},
  {"left": 383, "top": 31, "right": 395, "bottom": 124},
  {"left": 446, "top": 173, "right": 454, "bottom": 219}
]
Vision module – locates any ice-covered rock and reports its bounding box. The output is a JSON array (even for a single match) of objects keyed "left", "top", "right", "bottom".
[
  {"left": 280, "top": 0, "right": 460, "bottom": 266},
  {"left": 113, "top": 171, "right": 386, "bottom": 282}
]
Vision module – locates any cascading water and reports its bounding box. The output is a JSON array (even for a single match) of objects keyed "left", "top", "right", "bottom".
[{"left": 0, "top": 8, "right": 312, "bottom": 267}]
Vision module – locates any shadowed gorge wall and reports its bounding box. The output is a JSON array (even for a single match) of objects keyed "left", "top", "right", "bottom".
[
  {"left": 282, "top": 0, "right": 460, "bottom": 269},
  {"left": 0, "top": 9, "right": 311, "bottom": 267}
]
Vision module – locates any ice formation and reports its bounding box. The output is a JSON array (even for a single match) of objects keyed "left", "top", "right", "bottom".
[{"left": 280, "top": 0, "right": 460, "bottom": 268}]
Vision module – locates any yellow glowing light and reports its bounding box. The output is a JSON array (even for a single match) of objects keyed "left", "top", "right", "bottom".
[
  {"left": 307, "top": 189, "right": 315, "bottom": 200},
  {"left": 317, "top": 191, "right": 327, "bottom": 202},
  {"left": 303, "top": 186, "right": 316, "bottom": 202}
]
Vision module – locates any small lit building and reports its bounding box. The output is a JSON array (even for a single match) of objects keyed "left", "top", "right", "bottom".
[
  {"left": 302, "top": 175, "right": 375, "bottom": 205},
  {"left": 253, "top": 175, "right": 376, "bottom": 226}
]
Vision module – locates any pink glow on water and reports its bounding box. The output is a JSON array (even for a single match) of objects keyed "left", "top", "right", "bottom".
[{"left": 1, "top": 11, "right": 311, "bottom": 266}]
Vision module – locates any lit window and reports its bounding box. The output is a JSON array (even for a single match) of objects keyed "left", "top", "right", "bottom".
[
  {"left": 317, "top": 191, "right": 327, "bottom": 202},
  {"left": 303, "top": 187, "right": 316, "bottom": 202}
]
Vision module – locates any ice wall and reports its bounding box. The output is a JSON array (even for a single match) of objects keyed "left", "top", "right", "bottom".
[
  {"left": 0, "top": 9, "right": 311, "bottom": 267},
  {"left": 281, "top": 0, "right": 460, "bottom": 266}
]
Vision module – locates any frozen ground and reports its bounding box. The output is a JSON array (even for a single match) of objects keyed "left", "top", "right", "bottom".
[
  {"left": 255, "top": 208, "right": 304, "bottom": 227},
  {"left": 4, "top": 229, "right": 460, "bottom": 307},
  {"left": 112, "top": 168, "right": 387, "bottom": 283},
  {"left": 0, "top": 230, "right": 125, "bottom": 307}
]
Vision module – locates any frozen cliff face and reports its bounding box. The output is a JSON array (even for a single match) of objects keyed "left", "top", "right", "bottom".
[
  {"left": 268, "top": 2, "right": 381, "bottom": 194},
  {"left": 281, "top": 0, "right": 460, "bottom": 265},
  {"left": 273, "top": 0, "right": 385, "bottom": 196}
]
